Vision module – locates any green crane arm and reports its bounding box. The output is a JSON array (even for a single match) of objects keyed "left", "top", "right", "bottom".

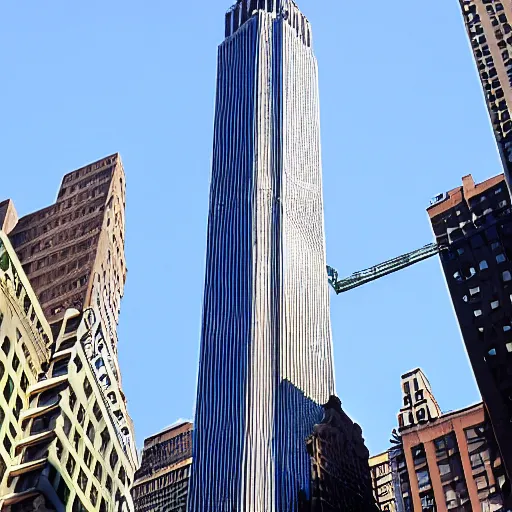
[{"left": 327, "top": 242, "right": 441, "bottom": 294}]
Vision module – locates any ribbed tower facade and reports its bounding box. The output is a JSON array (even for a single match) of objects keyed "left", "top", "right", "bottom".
[{"left": 188, "top": 1, "right": 335, "bottom": 511}]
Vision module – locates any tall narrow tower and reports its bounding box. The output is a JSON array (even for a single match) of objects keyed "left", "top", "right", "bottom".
[{"left": 188, "top": 1, "right": 335, "bottom": 511}]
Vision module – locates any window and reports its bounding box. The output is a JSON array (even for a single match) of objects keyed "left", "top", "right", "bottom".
[
  {"left": 83, "top": 377, "right": 92, "bottom": 398},
  {"left": 480, "top": 260, "right": 489, "bottom": 270},
  {"left": 0, "top": 361, "right": 4, "bottom": 379},
  {"left": 3, "top": 376, "right": 14, "bottom": 402},
  {"left": 497, "top": 254, "right": 506, "bottom": 264},
  {"left": 416, "top": 469, "right": 430, "bottom": 490},
  {"left": 74, "top": 355, "right": 83, "bottom": 373},
  {"left": 105, "top": 475, "right": 112, "bottom": 493},
  {"left": 78, "top": 469, "right": 87, "bottom": 492},
  {"left": 20, "top": 372, "right": 28, "bottom": 393},
  {"left": 77, "top": 405, "right": 85, "bottom": 425},
  {"left": 118, "top": 466, "right": 126, "bottom": 486},
  {"left": 503, "top": 271, "right": 512, "bottom": 282},
  {"left": 90, "top": 485, "right": 98, "bottom": 507},
  {"left": 55, "top": 439, "right": 63, "bottom": 459},
  {"left": 109, "top": 448, "right": 118, "bottom": 469},
  {"left": 66, "top": 454, "right": 76, "bottom": 477},
  {"left": 14, "top": 398, "right": 23, "bottom": 427},
  {"left": 92, "top": 401, "right": 101, "bottom": 422},
  {"left": 100, "top": 428, "right": 110, "bottom": 455},
  {"left": 86, "top": 422, "right": 95, "bottom": 443},
  {"left": 52, "top": 359, "right": 68, "bottom": 378},
  {"left": 94, "top": 461, "right": 103, "bottom": 482},
  {"left": 12, "top": 354, "right": 19, "bottom": 372},
  {"left": 38, "top": 389, "right": 58, "bottom": 408},
  {"left": 3, "top": 436, "right": 12, "bottom": 455},
  {"left": 73, "top": 431, "right": 80, "bottom": 452},
  {"left": 62, "top": 413, "right": 72, "bottom": 437},
  {"left": 84, "top": 447, "right": 92, "bottom": 468},
  {"left": 69, "top": 389, "right": 77, "bottom": 411},
  {"left": 1, "top": 337, "right": 11, "bottom": 355}
]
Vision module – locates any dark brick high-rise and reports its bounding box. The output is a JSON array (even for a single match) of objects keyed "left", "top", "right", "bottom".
[{"left": 428, "top": 173, "right": 512, "bottom": 503}]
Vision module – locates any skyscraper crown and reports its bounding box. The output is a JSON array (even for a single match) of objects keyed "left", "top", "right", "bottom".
[{"left": 225, "top": 0, "right": 312, "bottom": 47}]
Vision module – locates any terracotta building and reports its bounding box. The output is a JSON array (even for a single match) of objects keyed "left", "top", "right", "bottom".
[
  {"left": 457, "top": 0, "right": 512, "bottom": 191},
  {"left": 0, "top": 154, "right": 138, "bottom": 511},
  {"left": 131, "top": 422, "right": 192, "bottom": 512},
  {"left": 396, "top": 369, "right": 508, "bottom": 512},
  {"left": 427, "top": 173, "right": 512, "bottom": 493}
]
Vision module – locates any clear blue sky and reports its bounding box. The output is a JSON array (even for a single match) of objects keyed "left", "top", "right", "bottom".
[{"left": 0, "top": 0, "right": 502, "bottom": 455}]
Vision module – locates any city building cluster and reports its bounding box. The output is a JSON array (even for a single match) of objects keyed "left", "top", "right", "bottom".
[{"left": 1, "top": 0, "right": 512, "bottom": 511}]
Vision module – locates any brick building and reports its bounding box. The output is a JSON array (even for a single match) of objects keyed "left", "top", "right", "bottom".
[
  {"left": 427, "top": 173, "right": 512, "bottom": 492},
  {"left": 396, "top": 369, "right": 508, "bottom": 511}
]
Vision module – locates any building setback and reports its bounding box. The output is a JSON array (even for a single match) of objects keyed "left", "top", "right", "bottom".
[
  {"left": 131, "top": 422, "right": 192, "bottom": 512},
  {"left": 188, "top": 1, "right": 335, "bottom": 511},
  {"left": 396, "top": 369, "right": 509, "bottom": 512},
  {"left": 0, "top": 154, "right": 138, "bottom": 511},
  {"left": 427, "top": 173, "right": 512, "bottom": 496},
  {"left": 457, "top": 0, "right": 512, "bottom": 191}
]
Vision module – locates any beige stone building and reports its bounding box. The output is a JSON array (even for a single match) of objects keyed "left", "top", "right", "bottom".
[
  {"left": 369, "top": 451, "right": 396, "bottom": 512},
  {"left": 0, "top": 155, "right": 138, "bottom": 511}
]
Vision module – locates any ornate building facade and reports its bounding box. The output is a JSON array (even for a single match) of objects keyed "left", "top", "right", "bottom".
[
  {"left": 188, "top": 1, "right": 335, "bottom": 511},
  {"left": 131, "top": 422, "right": 192, "bottom": 512},
  {"left": 0, "top": 154, "right": 137, "bottom": 511},
  {"left": 303, "top": 396, "right": 377, "bottom": 512}
]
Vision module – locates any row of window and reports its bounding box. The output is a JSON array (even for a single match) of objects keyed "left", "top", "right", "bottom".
[{"left": 62, "top": 157, "right": 116, "bottom": 185}]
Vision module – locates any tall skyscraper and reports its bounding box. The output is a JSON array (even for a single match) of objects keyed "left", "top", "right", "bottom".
[
  {"left": 0, "top": 154, "right": 138, "bottom": 511},
  {"left": 457, "top": 0, "right": 512, "bottom": 189},
  {"left": 188, "top": 1, "right": 335, "bottom": 510},
  {"left": 427, "top": 173, "right": 512, "bottom": 506},
  {"left": 131, "top": 422, "right": 193, "bottom": 512}
]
